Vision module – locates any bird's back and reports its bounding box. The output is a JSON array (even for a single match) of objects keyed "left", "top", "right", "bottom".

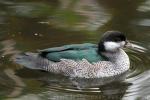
[{"left": 39, "top": 43, "right": 107, "bottom": 63}]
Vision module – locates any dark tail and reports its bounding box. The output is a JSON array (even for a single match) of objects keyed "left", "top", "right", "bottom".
[{"left": 13, "top": 52, "right": 44, "bottom": 70}]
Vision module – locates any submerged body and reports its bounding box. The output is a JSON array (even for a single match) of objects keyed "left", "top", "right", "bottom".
[{"left": 14, "top": 31, "right": 131, "bottom": 78}]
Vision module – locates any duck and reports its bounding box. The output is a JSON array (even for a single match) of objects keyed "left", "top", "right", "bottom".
[{"left": 14, "top": 31, "right": 136, "bottom": 78}]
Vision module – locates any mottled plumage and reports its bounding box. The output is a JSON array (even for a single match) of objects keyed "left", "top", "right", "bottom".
[{"left": 15, "top": 47, "right": 129, "bottom": 78}]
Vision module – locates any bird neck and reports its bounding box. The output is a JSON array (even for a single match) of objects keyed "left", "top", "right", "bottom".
[{"left": 101, "top": 49, "right": 130, "bottom": 67}]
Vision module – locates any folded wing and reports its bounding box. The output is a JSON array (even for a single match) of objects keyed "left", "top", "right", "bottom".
[{"left": 39, "top": 43, "right": 107, "bottom": 62}]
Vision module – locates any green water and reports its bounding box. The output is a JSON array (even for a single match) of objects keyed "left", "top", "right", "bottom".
[{"left": 0, "top": 0, "right": 150, "bottom": 100}]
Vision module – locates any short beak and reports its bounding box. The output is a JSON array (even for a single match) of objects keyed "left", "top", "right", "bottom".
[
  {"left": 124, "top": 41, "right": 132, "bottom": 48},
  {"left": 124, "top": 40, "right": 147, "bottom": 52}
]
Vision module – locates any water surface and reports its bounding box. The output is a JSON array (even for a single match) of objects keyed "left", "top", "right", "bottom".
[{"left": 0, "top": 0, "right": 150, "bottom": 100}]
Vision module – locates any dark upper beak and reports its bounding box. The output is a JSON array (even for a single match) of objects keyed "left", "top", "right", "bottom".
[{"left": 124, "top": 40, "right": 147, "bottom": 52}]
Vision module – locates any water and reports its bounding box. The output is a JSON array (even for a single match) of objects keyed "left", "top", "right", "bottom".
[{"left": 0, "top": 0, "right": 150, "bottom": 100}]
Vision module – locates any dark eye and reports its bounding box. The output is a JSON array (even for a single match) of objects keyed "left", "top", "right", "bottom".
[{"left": 114, "top": 38, "right": 121, "bottom": 42}]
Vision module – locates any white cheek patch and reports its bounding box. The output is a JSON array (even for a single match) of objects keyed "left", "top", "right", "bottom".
[
  {"left": 104, "top": 41, "right": 125, "bottom": 52},
  {"left": 120, "top": 41, "right": 125, "bottom": 47}
]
